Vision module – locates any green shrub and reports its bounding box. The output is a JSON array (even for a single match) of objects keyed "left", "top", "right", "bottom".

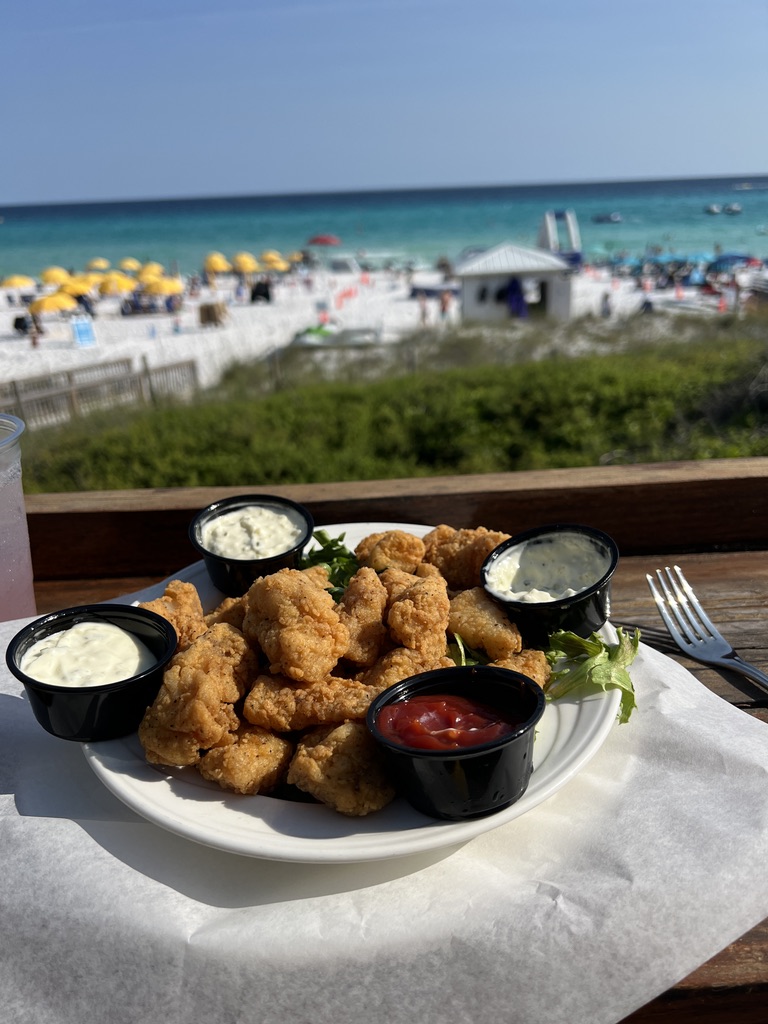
[{"left": 20, "top": 325, "right": 768, "bottom": 493}]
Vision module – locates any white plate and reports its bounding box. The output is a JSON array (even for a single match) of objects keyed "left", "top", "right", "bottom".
[{"left": 84, "top": 522, "right": 621, "bottom": 863}]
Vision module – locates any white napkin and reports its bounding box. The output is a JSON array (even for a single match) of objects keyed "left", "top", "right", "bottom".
[{"left": 2, "top": 611, "right": 767, "bottom": 1024}]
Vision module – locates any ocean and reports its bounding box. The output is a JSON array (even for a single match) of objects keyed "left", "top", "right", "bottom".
[{"left": 2, "top": 175, "right": 768, "bottom": 279}]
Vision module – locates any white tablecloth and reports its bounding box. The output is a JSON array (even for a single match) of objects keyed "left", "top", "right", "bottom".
[{"left": 2, "top": 612, "right": 767, "bottom": 1024}]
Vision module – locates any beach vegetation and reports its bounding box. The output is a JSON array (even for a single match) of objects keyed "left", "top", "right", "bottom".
[{"left": 19, "top": 314, "right": 768, "bottom": 493}]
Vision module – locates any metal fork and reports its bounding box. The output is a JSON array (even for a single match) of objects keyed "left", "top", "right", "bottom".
[{"left": 647, "top": 565, "right": 768, "bottom": 695}]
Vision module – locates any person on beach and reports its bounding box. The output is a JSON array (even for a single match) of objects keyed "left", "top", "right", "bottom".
[
  {"left": 418, "top": 290, "right": 429, "bottom": 326},
  {"left": 600, "top": 292, "right": 612, "bottom": 318}
]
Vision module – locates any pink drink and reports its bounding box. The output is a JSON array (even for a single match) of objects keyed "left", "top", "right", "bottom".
[{"left": 0, "top": 416, "right": 37, "bottom": 622}]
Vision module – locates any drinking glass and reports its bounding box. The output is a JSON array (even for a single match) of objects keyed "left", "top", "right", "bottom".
[{"left": 0, "top": 414, "right": 37, "bottom": 622}]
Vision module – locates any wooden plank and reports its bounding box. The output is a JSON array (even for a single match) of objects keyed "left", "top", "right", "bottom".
[{"left": 24, "top": 458, "right": 768, "bottom": 579}]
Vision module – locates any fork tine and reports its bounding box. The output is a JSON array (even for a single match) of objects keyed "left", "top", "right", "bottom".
[
  {"left": 670, "top": 565, "right": 722, "bottom": 638},
  {"left": 646, "top": 572, "right": 688, "bottom": 646},
  {"left": 663, "top": 566, "right": 715, "bottom": 643},
  {"left": 655, "top": 567, "right": 703, "bottom": 644}
]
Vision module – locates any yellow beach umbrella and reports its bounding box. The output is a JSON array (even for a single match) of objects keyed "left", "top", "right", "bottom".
[
  {"left": 231, "top": 251, "right": 259, "bottom": 274},
  {"left": 86, "top": 257, "right": 110, "bottom": 271},
  {"left": 268, "top": 259, "right": 290, "bottom": 273},
  {"left": 41, "top": 266, "right": 71, "bottom": 285},
  {"left": 99, "top": 272, "right": 137, "bottom": 296},
  {"left": 288, "top": 251, "right": 305, "bottom": 263},
  {"left": 205, "top": 251, "right": 231, "bottom": 274},
  {"left": 260, "top": 250, "right": 282, "bottom": 262},
  {"left": 29, "top": 291, "right": 78, "bottom": 314},
  {"left": 119, "top": 257, "right": 142, "bottom": 272},
  {"left": 143, "top": 276, "right": 184, "bottom": 296},
  {"left": 140, "top": 261, "right": 165, "bottom": 277},
  {"left": 2, "top": 274, "right": 36, "bottom": 289},
  {"left": 60, "top": 275, "right": 95, "bottom": 296},
  {"left": 137, "top": 269, "right": 165, "bottom": 285}
]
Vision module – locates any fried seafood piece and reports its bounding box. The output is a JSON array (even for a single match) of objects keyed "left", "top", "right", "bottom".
[
  {"left": 204, "top": 595, "right": 247, "bottom": 632},
  {"left": 301, "top": 564, "right": 332, "bottom": 590},
  {"left": 448, "top": 587, "right": 522, "bottom": 662},
  {"left": 422, "top": 524, "right": 511, "bottom": 592},
  {"left": 359, "top": 646, "right": 454, "bottom": 692},
  {"left": 138, "top": 623, "right": 258, "bottom": 767},
  {"left": 355, "top": 530, "right": 426, "bottom": 573},
  {"left": 491, "top": 649, "right": 552, "bottom": 689},
  {"left": 242, "top": 568, "right": 349, "bottom": 685},
  {"left": 197, "top": 724, "right": 294, "bottom": 795},
  {"left": 139, "top": 579, "right": 207, "bottom": 652},
  {"left": 287, "top": 721, "right": 396, "bottom": 816},
  {"left": 378, "top": 567, "right": 422, "bottom": 607},
  {"left": 243, "top": 673, "right": 383, "bottom": 732},
  {"left": 338, "top": 567, "right": 389, "bottom": 667},
  {"left": 387, "top": 574, "right": 450, "bottom": 660}
]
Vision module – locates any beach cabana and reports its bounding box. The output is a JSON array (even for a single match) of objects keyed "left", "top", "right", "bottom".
[{"left": 454, "top": 243, "right": 574, "bottom": 322}]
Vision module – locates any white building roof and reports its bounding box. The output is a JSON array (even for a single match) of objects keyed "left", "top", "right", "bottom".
[{"left": 454, "top": 243, "right": 570, "bottom": 277}]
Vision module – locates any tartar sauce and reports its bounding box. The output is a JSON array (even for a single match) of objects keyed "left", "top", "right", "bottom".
[
  {"left": 200, "top": 504, "right": 306, "bottom": 559},
  {"left": 20, "top": 621, "right": 156, "bottom": 687},
  {"left": 485, "top": 532, "right": 611, "bottom": 603}
]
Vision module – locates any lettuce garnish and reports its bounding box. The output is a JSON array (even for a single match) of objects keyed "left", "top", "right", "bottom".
[
  {"left": 300, "top": 530, "right": 359, "bottom": 600},
  {"left": 544, "top": 627, "right": 640, "bottom": 724}
]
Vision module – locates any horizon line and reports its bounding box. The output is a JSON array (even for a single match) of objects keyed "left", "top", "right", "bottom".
[{"left": 2, "top": 172, "right": 767, "bottom": 210}]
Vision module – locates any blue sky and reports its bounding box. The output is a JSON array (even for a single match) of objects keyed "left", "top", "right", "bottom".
[{"left": 3, "top": 0, "right": 766, "bottom": 204}]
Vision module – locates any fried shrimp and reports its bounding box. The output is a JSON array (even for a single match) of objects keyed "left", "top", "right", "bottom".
[
  {"left": 355, "top": 530, "right": 426, "bottom": 573},
  {"left": 422, "top": 524, "right": 511, "bottom": 591},
  {"left": 387, "top": 574, "right": 450, "bottom": 660},
  {"left": 490, "top": 648, "right": 552, "bottom": 689},
  {"left": 139, "top": 579, "right": 208, "bottom": 652},
  {"left": 286, "top": 721, "right": 396, "bottom": 816},
  {"left": 243, "top": 673, "right": 382, "bottom": 732},
  {"left": 242, "top": 568, "right": 349, "bottom": 684},
  {"left": 204, "top": 595, "right": 247, "bottom": 632},
  {"left": 448, "top": 587, "right": 522, "bottom": 662},
  {"left": 138, "top": 623, "right": 258, "bottom": 767},
  {"left": 359, "top": 646, "right": 454, "bottom": 691},
  {"left": 338, "top": 566, "right": 389, "bottom": 666},
  {"left": 197, "top": 724, "right": 294, "bottom": 795}
]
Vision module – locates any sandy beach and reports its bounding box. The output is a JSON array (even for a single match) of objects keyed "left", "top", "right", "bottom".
[{"left": 0, "top": 267, "right": 727, "bottom": 395}]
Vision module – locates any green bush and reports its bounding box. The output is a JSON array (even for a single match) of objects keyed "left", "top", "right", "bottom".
[{"left": 20, "top": 327, "right": 768, "bottom": 493}]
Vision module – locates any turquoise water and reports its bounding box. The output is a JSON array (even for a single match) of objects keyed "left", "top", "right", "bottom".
[{"left": 2, "top": 176, "right": 768, "bottom": 278}]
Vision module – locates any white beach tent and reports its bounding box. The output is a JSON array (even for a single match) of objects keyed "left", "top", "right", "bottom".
[{"left": 454, "top": 242, "right": 574, "bottom": 322}]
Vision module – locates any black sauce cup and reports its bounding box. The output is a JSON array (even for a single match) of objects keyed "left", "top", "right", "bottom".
[
  {"left": 481, "top": 523, "right": 619, "bottom": 648},
  {"left": 188, "top": 493, "right": 315, "bottom": 597},
  {"left": 5, "top": 604, "right": 177, "bottom": 742},
  {"left": 366, "top": 665, "right": 546, "bottom": 821}
]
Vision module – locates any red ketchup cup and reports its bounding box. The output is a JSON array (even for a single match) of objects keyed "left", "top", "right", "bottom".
[{"left": 366, "top": 665, "right": 545, "bottom": 820}]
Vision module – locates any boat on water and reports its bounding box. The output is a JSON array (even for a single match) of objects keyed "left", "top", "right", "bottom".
[
  {"left": 704, "top": 204, "right": 722, "bottom": 214},
  {"left": 591, "top": 212, "right": 622, "bottom": 224},
  {"left": 724, "top": 203, "right": 742, "bottom": 215}
]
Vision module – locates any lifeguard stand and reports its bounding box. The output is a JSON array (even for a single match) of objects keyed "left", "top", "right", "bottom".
[{"left": 537, "top": 209, "right": 582, "bottom": 268}]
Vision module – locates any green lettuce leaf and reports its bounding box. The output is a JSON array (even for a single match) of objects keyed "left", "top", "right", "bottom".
[
  {"left": 299, "top": 530, "right": 359, "bottom": 600},
  {"left": 544, "top": 627, "right": 640, "bottom": 724}
]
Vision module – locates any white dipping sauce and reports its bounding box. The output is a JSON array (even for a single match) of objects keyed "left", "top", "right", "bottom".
[
  {"left": 20, "top": 621, "right": 156, "bottom": 687},
  {"left": 200, "top": 504, "right": 306, "bottom": 559},
  {"left": 485, "top": 532, "right": 611, "bottom": 603}
]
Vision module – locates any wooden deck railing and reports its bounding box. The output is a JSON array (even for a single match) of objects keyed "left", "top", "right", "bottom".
[{"left": 24, "top": 457, "right": 768, "bottom": 583}]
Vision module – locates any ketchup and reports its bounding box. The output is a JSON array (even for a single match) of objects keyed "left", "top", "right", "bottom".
[{"left": 376, "top": 693, "right": 523, "bottom": 751}]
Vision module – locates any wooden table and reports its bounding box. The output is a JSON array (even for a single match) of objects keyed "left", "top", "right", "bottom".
[{"left": 25, "top": 459, "right": 768, "bottom": 1023}]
